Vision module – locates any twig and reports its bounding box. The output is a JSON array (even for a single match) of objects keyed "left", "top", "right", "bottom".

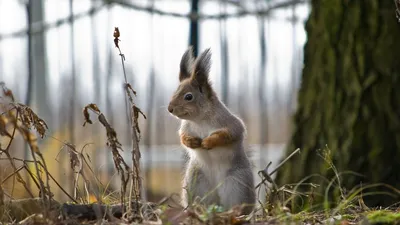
[
  {"left": 13, "top": 158, "right": 77, "bottom": 203},
  {"left": 80, "top": 143, "right": 105, "bottom": 186},
  {"left": 0, "top": 110, "right": 34, "bottom": 198},
  {"left": 0, "top": 0, "right": 307, "bottom": 41},
  {"left": 0, "top": 3, "right": 106, "bottom": 40},
  {"left": 1, "top": 166, "right": 24, "bottom": 185},
  {"left": 63, "top": 142, "right": 90, "bottom": 203},
  {"left": 112, "top": 0, "right": 307, "bottom": 20},
  {"left": 3, "top": 142, "right": 34, "bottom": 198},
  {"left": 53, "top": 137, "right": 104, "bottom": 188},
  {"left": 22, "top": 161, "right": 42, "bottom": 192},
  {"left": 255, "top": 148, "right": 300, "bottom": 189},
  {"left": 36, "top": 152, "right": 53, "bottom": 209},
  {"left": 24, "top": 128, "right": 49, "bottom": 215},
  {"left": 0, "top": 185, "right": 4, "bottom": 205},
  {"left": 43, "top": 167, "right": 77, "bottom": 203},
  {"left": 0, "top": 152, "right": 34, "bottom": 198}
]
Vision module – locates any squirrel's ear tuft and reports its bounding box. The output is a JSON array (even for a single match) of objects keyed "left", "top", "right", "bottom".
[
  {"left": 179, "top": 46, "right": 194, "bottom": 82},
  {"left": 191, "top": 48, "right": 212, "bottom": 86}
]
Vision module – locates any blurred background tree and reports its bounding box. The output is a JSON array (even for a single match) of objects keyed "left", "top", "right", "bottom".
[
  {"left": 0, "top": 0, "right": 309, "bottom": 203},
  {"left": 276, "top": 0, "right": 400, "bottom": 210}
]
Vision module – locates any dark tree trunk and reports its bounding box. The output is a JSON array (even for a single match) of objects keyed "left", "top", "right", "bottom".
[
  {"left": 68, "top": 0, "right": 77, "bottom": 196},
  {"left": 91, "top": 0, "right": 101, "bottom": 107},
  {"left": 27, "top": 0, "right": 50, "bottom": 123},
  {"left": 258, "top": 15, "right": 267, "bottom": 150},
  {"left": 189, "top": 0, "right": 199, "bottom": 57},
  {"left": 143, "top": 0, "right": 156, "bottom": 201},
  {"left": 275, "top": 1, "right": 400, "bottom": 210},
  {"left": 25, "top": 0, "right": 49, "bottom": 192},
  {"left": 219, "top": 0, "right": 229, "bottom": 105},
  {"left": 105, "top": 5, "right": 114, "bottom": 128},
  {"left": 144, "top": 67, "right": 155, "bottom": 200}
]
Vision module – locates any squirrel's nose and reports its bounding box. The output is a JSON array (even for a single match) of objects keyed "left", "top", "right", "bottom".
[{"left": 168, "top": 105, "right": 173, "bottom": 113}]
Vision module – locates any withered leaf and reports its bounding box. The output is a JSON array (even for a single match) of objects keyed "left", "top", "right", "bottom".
[
  {"left": 17, "top": 104, "right": 48, "bottom": 138},
  {"left": 126, "top": 83, "right": 137, "bottom": 96},
  {"left": 0, "top": 82, "right": 15, "bottom": 102},
  {"left": 87, "top": 103, "right": 100, "bottom": 113},
  {"left": 0, "top": 115, "right": 12, "bottom": 138},
  {"left": 113, "top": 27, "right": 121, "bottom": 48},
  {"left": 83, "top": 103, "right": 102, "bottom": 126},
  {"left": 83, "top": 107, "right": 92, "bottom": 126},
  {"left": 113, "top": 27, "right": 120, "bottom": 38}
]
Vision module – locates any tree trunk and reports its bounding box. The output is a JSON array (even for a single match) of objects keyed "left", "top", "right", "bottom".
[
  {"left": 28, "top": 0, "right": 51, "bottom": 125},
  {"left": 219, "top": 0, "right": 229, "bottom": 105},
  {"left": 189, "top": 0, "right": 199, "bottom": 57},
  {"left": 275, "top": 0, "right": 400, "bottom": 210}
]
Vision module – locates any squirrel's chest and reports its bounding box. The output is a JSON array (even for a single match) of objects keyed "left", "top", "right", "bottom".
[
  {"left": 182, "top": 122, "right": 234, "bottom": 182},
  {"left": 188, "top": 123, "right": 216, "bottom": 139}
]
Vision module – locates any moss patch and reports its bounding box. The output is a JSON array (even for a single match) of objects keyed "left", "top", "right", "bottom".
[{"left": 366, "top": 210, "right": 400, "bottom": 224}]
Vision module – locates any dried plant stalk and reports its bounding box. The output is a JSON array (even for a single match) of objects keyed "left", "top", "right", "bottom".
[
  {"left": 0, "top": 110, "right": 34, "bottom": 198},
  {"left": 83, "top": 104, "right": 131, "bottom": 210},
  {"left": 113, "top": 27, "right": 146, "bottom": 223},
  {"left": 0, "top": 83, "right": 54, "bottom": 217}
]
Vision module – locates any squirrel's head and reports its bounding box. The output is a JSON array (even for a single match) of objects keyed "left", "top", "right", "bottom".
[{"left": 168, "top": 47, "right": 215, "bottom": 121}]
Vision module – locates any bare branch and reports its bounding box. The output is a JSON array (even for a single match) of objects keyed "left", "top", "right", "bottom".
[{"left": 0, "top": 0, "right": 308, "bottom": 40}]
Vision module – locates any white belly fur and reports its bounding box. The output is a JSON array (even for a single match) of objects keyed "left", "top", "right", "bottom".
[
  {"left": 186, "top": 146, "right": 234, "bottom": 189},
  {"left": 179, "top": 120, "right": 255, "bottom": 213},
  {"left": 184, "top": 124, "right": 234, "bottom": 191}
]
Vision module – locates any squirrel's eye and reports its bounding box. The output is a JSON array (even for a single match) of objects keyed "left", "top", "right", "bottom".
[{"left": 184, "top": 93, "right": 193, "bottom": 101}]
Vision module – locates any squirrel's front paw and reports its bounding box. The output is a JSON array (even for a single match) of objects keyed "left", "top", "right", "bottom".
[
  {"left": 182, "top": 136, "right": 202, "bottom": 149},
  {"left": 201, "top": 137, "right": 216, "bottom": 150}
]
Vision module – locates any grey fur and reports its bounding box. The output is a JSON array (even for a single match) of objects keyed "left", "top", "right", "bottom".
[
  {"left": 168, "top": 48, "right": 256, "bottom": 215},
  {"left": 192, "top": 48, "right": 212, "bottom": 86},
  {"left": 179, "top": 46, "right": 195, "bottom": 82}
]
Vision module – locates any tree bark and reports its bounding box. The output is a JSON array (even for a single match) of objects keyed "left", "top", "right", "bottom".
[{"left": 275, "top": 0, "right": 400, "bottom": 209}]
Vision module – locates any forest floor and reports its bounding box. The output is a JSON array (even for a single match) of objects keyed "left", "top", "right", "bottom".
[
  {"left": 157, "top": 200, "right": 400, "bottom": 225},
  {"left": 1, "top": 196, "right": 400, "bottom": 224}
]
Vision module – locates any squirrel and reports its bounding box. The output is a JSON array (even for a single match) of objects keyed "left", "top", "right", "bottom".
[{"left": 167, "top": 47, "right": 256, "bottom": 215}]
